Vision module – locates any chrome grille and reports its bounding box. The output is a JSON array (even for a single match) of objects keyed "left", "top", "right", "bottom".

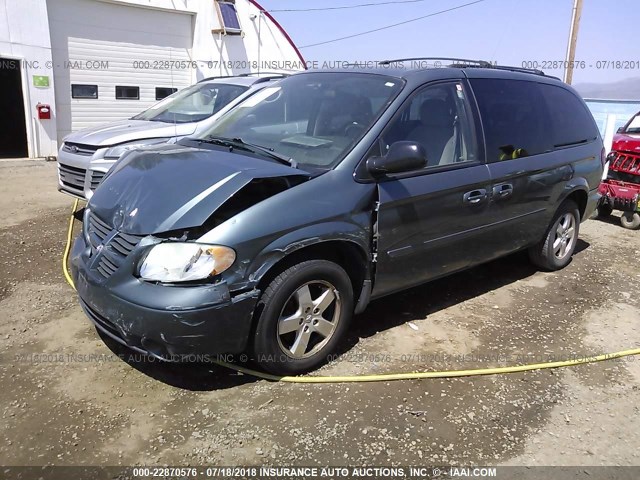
[
  {"left": 90, "top": 170, "right": 106, "bottom": 191},
  {"left": 87, "top": 212, "right": 143, "bottom": 279},
  {"left": 58, "top": 163, "right": 86, "bottom": 190},
  {"left": 610, "top": 152, "right": 640, "bottom": 174},
  {"left": 63, "top": 142, "right": 99, "bottom": 156}
]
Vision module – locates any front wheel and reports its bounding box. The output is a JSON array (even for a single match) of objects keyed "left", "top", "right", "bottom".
[
  {"left": 529, "top": 200, "right": 580, "bottom": 271},
  {"left": 252, "top": 260, "right": 353, "bottom": 375},
  {"left": 620, "top": 212, "right": 640, "bottom": 230}
]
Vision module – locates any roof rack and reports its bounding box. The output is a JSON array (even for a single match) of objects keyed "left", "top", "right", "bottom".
[
  {"left": 379, "top": 57, "right": 494, "bottom": 67},
  {"left": 465, "top": 64, "right": 546, "bottom": 76},
  {"left": 198, "top": 72, "right": 290, "bottom": 83},
  {"left": 237, "top": 71, "right": 290, "bottom": 77},
  {"left": 239, "top": 72, "right": 291, "bottom": 84},
  {"left": 379, "top": 57, "right": 547, "bottom": 77}
]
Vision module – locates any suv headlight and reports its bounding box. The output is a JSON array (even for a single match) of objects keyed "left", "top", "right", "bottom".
[
  {"left": 139, "top": 243, "right": 236, "bottom": 283},
  {"left": 104, "top": 138, "right": 170, "bottom": 160}
]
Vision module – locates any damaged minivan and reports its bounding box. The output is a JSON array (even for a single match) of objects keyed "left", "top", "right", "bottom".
[{"left": 71, "top": 62, "right": 604, "bottom": 374}]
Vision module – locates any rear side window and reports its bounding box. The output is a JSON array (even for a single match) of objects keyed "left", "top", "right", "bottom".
[
  {"left": 470, "top": 79, "right": 551, "bottom": 162},
  {"left": 539, "top": 84, "right": 599, "bottom": 147}
]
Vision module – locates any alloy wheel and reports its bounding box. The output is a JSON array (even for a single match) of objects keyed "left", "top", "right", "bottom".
[
  {"left": 553, "top": 212, "right": 577, "bottom": 260},
  {"left": 276, "top": 281, "right": 341, "bottom": 359}
]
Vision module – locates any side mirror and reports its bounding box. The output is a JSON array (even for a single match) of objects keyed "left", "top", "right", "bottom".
[
  {"left": 617, "top": 127, "right": 625, "bottom": 134},
  {"left": 366, "top": 141, "right": 427, "bottom": 177}
]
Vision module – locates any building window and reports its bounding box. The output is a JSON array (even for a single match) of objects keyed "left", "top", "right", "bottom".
[
  {"left": 71, "top": 84, "right": 98, "bottom": 99},
  {"left": 116, "top": 86, "right": 140, "bottom": 100},
  {"left": 156, "top": 87, "right": 178, "bottom": 100},
  {"left": 214, "top": 0, "right": 242, "bottom": 35}
]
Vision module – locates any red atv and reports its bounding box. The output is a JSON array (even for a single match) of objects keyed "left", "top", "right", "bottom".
[{"left": 596, "top": 111, "right": 640, "bottom": 229}]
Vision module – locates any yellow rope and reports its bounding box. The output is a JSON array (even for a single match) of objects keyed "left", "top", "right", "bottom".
[
  {"left": 62, "top": 200, "right": 640, "bottom": 383},
  {"left": 62, "top": 199, "right": 79, "bottom": 290}
]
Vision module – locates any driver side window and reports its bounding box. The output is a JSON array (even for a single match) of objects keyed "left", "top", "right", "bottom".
[{"left": 381, "top": 82, "right": 478, "bottom": 169}]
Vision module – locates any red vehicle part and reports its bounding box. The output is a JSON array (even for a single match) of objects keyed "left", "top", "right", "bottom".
[
  {"left": 597, "top": 120, "right": 640, "bottom": 229},
  {"left": 598, "top": 151, "right": 640, "bottom": 212}
]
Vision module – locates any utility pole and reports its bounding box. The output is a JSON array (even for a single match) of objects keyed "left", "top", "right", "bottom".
[{"left": 564, "top": 0, "right": 584, "bottom": 84}]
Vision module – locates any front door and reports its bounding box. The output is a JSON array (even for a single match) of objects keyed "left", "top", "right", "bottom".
[{"left": 370, "top": 81, "right": 493, "bottom": 297}]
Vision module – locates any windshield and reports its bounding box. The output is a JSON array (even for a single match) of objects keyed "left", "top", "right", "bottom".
[
  {"left": 197, "top": 72, "right": 404, "bottom": 169},
  {"left": 132, "top": 82, "right": 249, "bottom": 124},
  {"left": 624, "top": 113, "right": 640, "bottom": 134}
]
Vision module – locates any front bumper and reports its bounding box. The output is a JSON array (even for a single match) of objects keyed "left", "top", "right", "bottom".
[
  {"left": 598, "top": 181, "right": 640, "bottom": 212},
  {"left": 70, "top": 234, "right": 259, "bottom": 360},
  {"left": 57, "top": 145, "right": 115, "bottom": 200}
]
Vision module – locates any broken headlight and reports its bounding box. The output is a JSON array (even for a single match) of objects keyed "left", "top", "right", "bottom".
[{"left": 139, "top": 243, "right": 236, "bottom": 283}]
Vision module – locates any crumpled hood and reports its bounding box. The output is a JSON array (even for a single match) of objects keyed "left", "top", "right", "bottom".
[
  {"left": 88, "top": 143, "right": 310, "bottom": 235},
  {"left": 64, "top": 120, "right": 197, "bottom": 146},
  {"left": 612, "top": 133, "right": 640, "bottom": 154}
]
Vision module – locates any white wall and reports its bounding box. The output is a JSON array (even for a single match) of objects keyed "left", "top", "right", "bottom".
[
  {"left": 192, "top": 0, "right": 305, "bottom": 79},
  {"left": 89, "top": 0, "right": 306, "bottom": 80},
  {"left": 48, "top": 0, "right": 195, "bottom": 140},
  {"left": 0, "top": 0, "right": 58, "bottom": 157}
]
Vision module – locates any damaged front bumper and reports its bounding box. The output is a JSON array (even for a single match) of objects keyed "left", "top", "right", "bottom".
[{"left": 70, "top": 235, "right": 259, "bottom": 360}]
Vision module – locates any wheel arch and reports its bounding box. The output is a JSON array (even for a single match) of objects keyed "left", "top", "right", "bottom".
[
  {"left": 253, "top": 238, "right": 370, "bottom": 303},
  {"left": 559, "top": 185, "right": 589, "bottom": 220}
]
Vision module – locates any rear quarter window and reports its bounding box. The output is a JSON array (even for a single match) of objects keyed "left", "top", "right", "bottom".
[
  {"left": 470, "top": 79, "right": 552, "bottom": 162},
  {"left": 538, "top": 83, "right": 599, "bottom": 147}
]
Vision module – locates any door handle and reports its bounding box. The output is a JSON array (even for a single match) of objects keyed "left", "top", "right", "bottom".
[
  {"left": 463, "top": 189, "right": 487, "bottom": 204},
  {"left": 492, "top": 183, "right": 514, "bottom": 200}
]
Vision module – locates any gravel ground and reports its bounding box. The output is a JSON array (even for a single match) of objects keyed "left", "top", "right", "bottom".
[{"left": 0, "top": 160, "right": 639, "bottom": 469}]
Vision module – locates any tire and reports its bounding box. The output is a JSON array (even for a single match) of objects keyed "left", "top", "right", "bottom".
[
  {"left": 596, "top": 204, "right": 613, "bottom": 218},
  {"left": 620, "top": 212, "right": 640, "bottom": 230},
  {"left": 529, "top": 200, "right": 580, "bottom": 271},
  {"left": 252, "top": 260, "right": 354, "bottom": 375}
]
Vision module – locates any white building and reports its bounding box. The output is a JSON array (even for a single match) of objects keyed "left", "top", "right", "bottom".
[{"left": 0, "top": 0, "right": 305, "bottom": 159}]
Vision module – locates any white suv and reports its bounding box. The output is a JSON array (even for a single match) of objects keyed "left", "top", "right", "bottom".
[{"left": 57, "top": 74, "right": 287, "bottom": 199}]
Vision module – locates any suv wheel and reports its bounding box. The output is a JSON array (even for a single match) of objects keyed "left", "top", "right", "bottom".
[
  {"left": 252, "top": 260, "right": 353, "bottom": 375},
  {"left": 529, "top": 200, "right": 580, "bottom": 271},
  {"left": 620, "top": 212, "right": 640, "bottom": 230}
]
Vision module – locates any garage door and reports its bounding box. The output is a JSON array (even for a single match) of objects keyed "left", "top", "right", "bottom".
[{"left": 47, "top": 0, "right": 194, "bottom": 142}]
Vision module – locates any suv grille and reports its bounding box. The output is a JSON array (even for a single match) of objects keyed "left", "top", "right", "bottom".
[
  {"left": 610, "top": 151, "right": 640, "bottom": 175},
  {"left": 87, "top": 213, "right": 143, "bottom": 279},
  {"left": 90, "top": 170, "right": 106, "bottom": 191},
  {"left": 58, "top": 163, "right": 86, "bottom": 190},
  {"left": 63, "top": 142, "right": 99, "bottom": 156}
]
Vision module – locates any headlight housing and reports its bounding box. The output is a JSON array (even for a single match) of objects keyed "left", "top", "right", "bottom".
[
  {"left": 139, "top": 243, "right": 236, "bottom": 283},
  {"left": 104, "top": 138, "right": 170, "bottom": 160}
]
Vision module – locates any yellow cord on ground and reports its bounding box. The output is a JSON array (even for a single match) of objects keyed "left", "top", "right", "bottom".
[
  {"left": 62, "top": 201, "right": 640, "bottom": 383},
  {"left": 63, "top": 198, "right": 80, "bottom": 290}
]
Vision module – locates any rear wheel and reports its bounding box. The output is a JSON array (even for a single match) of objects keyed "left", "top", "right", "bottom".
[
  {"left": 529, "top": 200, "right": 580, "bottom": 271},
  {"left": 620, "top": 212, "right": 640, "bottom": 230},
  {"left": 252, "top": 260, "right": 353, "bottom": 375}
]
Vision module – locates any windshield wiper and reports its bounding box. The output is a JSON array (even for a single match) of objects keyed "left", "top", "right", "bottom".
[{"left": 201, "top": 136, "right": 296, "bottom": 167}]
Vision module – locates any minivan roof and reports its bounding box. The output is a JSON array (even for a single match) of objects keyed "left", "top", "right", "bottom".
[{"left": 293, "top": 57, "right": 564, "bottom": 84}]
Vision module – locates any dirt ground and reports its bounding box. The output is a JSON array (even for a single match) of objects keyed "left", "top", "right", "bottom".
[{"left": 0, "top": 160, "right": 639, "bottom": 471}]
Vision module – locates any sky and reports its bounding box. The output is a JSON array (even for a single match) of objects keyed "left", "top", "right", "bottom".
[{"left": 258, "top": 0, "right": 640, "bottom": 85}]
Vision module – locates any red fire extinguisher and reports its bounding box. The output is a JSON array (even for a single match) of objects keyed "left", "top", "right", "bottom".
[{"left": 36, "top": 103, "right": 51, "bottom": 120}]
